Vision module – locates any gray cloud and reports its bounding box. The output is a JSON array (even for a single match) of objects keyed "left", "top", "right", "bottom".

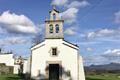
[{"left": 0, "top": 37, "right": 28, "bottom": 46}]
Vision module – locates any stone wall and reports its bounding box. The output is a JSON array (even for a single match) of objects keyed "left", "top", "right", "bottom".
[{"left": 0, "top": 63, "right": 13, "bottom": 75}]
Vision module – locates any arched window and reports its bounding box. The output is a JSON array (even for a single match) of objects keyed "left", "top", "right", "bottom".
[
  {"left": 49, "top": 24, "right": 53, "bottom": 33},
  {"left": 53, "top": 13, "right": 56, "bottom": 20},
  {"left": 55, "top": 24, "right": 59, "bottom": 33}
]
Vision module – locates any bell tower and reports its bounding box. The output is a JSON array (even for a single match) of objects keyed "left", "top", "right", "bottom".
[{"left": 45, "top": 6, "right": 64, "bottom": 39}]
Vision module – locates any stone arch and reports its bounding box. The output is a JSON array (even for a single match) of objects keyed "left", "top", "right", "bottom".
[
  {"left": 55, "top": 24, "right": 59, "bottom": 33},
  {"left": 49, "top": 24, "right": 53, "bottom": 33}
]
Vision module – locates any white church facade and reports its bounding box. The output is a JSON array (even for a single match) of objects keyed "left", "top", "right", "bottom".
[{"left": 30, "top": 7, "right": 85, "bottom": 80}]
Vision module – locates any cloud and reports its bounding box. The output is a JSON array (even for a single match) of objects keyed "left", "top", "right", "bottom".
[
  {"left": 51, "top": 0, "right": 90, "bottom": 24},
  {"left": 60, "top": 8, "right": 79, "bottom": 24},
  {"left": 0, "top": 37, "right": 28, "bottom": 46},
  {"left": 36, "top": 23, "right": 45, "bottom": 33},
  {"left": 51, "top": 0, "right": 68, "bottom": 6},
  {"left": 84, "top": 49, "right": 120, "bottom": 65},
  {"left": 31, "top": 23, "right": 44, "bottom": 44},
  {"left": 78, "top": 41, "right": 101, "bottom": 45},
  {"left": 84, "top": 48, "right": 120, "bottom": 65},
  {"left": 102, "top": 49, "right": 120, "bottom": 59},
  {"left": 67, "top": 1, "right": 90, "bottom": 8},
  {"left": 101, "top": 49, "right": 120, "bottom": 63},
  {"left": 0, "top": 27, "right": 6, "bottom": 34},
  {"left": 84, "top": 55, "right": 107, "bottom": 66},
  {"left": 87, "top": 47, "right": 94, "bottom": 52},
  {"left": 0, "top": 11, "right": 37, "bottom": 35},
  {"left": 115, "top": 11, "right": 120, "bottom": 24},
  {"left": 64, "top": 26, "right": 77, "bottom": 35},
  {"left": 87, "top": 28, "right": 120, "bottom": 39}
]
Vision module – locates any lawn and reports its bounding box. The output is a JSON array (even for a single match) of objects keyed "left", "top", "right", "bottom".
[
  {"left": 86, "top": 73, "right": 120, "bottom": 80},
  {"left": 0, "top": 73, "right": 120, "bottom": 80},
  {"left": 0, "top": 74, "right": 22, "bottom": 80}
]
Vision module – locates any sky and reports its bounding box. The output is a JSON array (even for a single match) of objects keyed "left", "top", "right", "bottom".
[{"left": 0, "top": 0, "right": 120, "bottom": 66}]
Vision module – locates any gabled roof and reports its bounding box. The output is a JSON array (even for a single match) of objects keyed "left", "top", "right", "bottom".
[
  {"left": 63, "top": 39, "right": 79, "bottom": 47},
  {"left": 31, "top": 39, "right": 79, "bottom": 51},
  {"left": 49, "top": 9, "right": 59, "bottom": 13},
  {"left": 63, "top": 39, "right": 79, "bottom": 50},
  {"left": 31, "top": 40, "right": 45, "bottom": 48},
  {"left": 31, "top": 40, "right": 45, "bottom": 50}
]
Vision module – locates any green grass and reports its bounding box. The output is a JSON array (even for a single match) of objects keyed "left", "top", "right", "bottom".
[
  {"left": 86, "top": 73, "right": 120, "bottom": 80},
  {"left": 0, "top": 73, "right": 120, "bottom": 80},
  {"left": 0, "top": 74, "right": 21, "bottom": 80}
]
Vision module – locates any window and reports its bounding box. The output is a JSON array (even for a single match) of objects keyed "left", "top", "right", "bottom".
[
  {"left": 53, "top": 13, "right": 56, "bottom": 20},
  {"left": 49, "top": 24, "right": 53, "bottom": 33},
  {"left": 55, "top": 24, "right": 59, "bottom": 33},
  {"left": 52, "top": 48, "right": 57, "bottom": 56}
]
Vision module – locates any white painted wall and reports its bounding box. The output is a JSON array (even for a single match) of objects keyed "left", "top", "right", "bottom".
[
  {"left": 31, "top": 39, "right": 85, "bottom": 80},
  {"left": 14, "top": 64, "right": 20, "bottom": 74},
  {"left": 23, "top": 57, "right": 31, "bottom": 74},
  {"left": 27, "top": 57, "right": 31, "bottom": 73},
  {"left": 79, "top": 56, "right": 85, "bottom": 80},
  {"left": 23, "top": 60, "right": 28, "bottom": 74},
  {"left": 0, "top": 54, "right": 14, "bottom": 66}
]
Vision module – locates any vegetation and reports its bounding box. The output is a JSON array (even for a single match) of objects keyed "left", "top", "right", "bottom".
[
  {"left": 0, "top": 73, "right": 120, "bottom": 80},
  {"left": 86, "top": 73, "right": 120, "bottom": 80},
  {"left": 0, "top": 74, "right": 21, "bottom": 80}
]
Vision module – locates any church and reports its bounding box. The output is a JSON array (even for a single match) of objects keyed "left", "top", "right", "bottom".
[{"left": 30, "top": 6, "right": 85, "bottom": 80}]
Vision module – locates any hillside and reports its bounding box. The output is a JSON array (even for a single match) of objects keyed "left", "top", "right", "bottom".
[{"left": 85, "top": 63, "right": 120, "bottom": 74}]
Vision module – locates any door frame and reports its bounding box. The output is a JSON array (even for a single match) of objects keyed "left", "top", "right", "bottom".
[{"left": 46, "top": 61, "right": 62, "bottom": 80}]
